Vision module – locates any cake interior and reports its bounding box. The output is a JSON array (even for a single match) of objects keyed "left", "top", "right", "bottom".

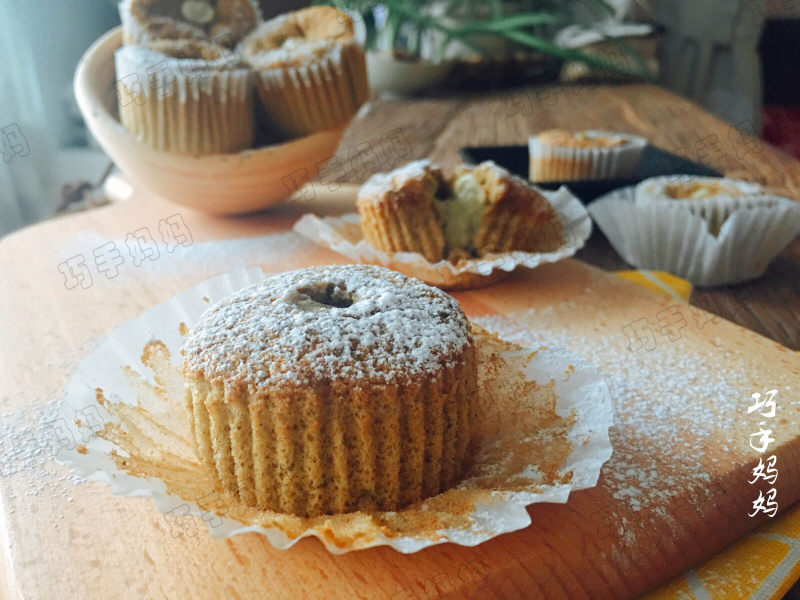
[{"left": 433, "top": 172, "right": 488, "bottom": 255}]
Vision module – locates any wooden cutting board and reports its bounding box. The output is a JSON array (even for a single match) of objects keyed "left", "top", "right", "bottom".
[{"left": 0, "top": 188, "right": 798, "bottom": 600}]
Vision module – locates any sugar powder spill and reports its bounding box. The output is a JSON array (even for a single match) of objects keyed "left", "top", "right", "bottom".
[
  {"left": 0, "top": 398, "right": 88, "bottom": 498},
  {"left": 472, "top": 305, "right": 795, "bottom": 542}
]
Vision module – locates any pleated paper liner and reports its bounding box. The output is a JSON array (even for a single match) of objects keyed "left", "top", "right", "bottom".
[
  {"left": 589, "top": 186, "right": 800, "bottom": 286},
  {"left": 114, "top": 44, "right": 254, "bottom": 155},
  {"left": 528, "top": 130, "right": 647, "bottom": 182},
  {"left": 56, "top": 268, "right": 613, "bottom": 554},
  {"left": 293, "top": 186, "right": 592, "bottom": 291},
  {"left": 251, "top": 41, "right": 368, "bottom": 138},
  {"left": 634, "top": 175, "right": 768, "bottom": 235}
]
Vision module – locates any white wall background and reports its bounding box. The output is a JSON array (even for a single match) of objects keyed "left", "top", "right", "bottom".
[{"left": 0, "top": 0, "right": 118, "bottom": 238}]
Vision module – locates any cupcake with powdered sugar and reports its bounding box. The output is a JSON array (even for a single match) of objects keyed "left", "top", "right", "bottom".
[
  {"left": 115, "top": 38, "right": 254, "bottom": 154},
  {"left": 528, "top": 129, "right": 647, "bottom": 182},
  {"left": 239, "top": 6, "right": 368, "bottom": 138}
]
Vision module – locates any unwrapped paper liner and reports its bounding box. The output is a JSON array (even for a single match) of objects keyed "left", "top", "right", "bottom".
[
  {"left": 56, "top": 267, "right": 613, "bottom": 554},
  {"left": 589, "top": 186, "right": 800, "bottom": 286},
  {"left": 293, "top": 185, "right": 592, "bottom": 290}
]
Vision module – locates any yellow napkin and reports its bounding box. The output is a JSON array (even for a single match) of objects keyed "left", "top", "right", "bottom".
[{"left": 617, "top": 270, "right": 800, "bottom": 600}]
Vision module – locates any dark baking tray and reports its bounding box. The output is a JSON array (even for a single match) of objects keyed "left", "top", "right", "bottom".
[{"left": 458, "top": 144, "right": 721, "bottom": 202}]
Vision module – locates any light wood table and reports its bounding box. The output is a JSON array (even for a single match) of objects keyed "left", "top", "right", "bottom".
[{"left": 1, "top": 84, "right": 799, "bottom": 599}]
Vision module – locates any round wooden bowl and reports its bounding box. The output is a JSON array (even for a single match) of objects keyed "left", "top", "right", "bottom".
[{"left": 74, "top": 27, "right": 347, "bottom": 215}]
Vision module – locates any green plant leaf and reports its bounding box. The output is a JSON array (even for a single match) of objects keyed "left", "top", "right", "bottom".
[
  {"left": 503, "top": 29, "right": 651, "bottom": 79},
  {"left": 314, "top": 0, "right": 652, "bottom": 80}
]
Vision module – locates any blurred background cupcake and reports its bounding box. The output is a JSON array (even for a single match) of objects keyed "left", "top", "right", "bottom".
[
  {"left": 115, "top": 39, "right": 254, "bottom": 154},
  {"left": 634, "top": 175, "right": 771, "bottom": 235},
  {"left": 239, "top": 6, "right": 368, "bottom": 139},
  {"left": 120, "top": 0, "right": 262, "bottom": 47},
  {"left": 590, "top": 175, "right": 800, "bottom": 286},
  {"left": 528, "top": 129, "right": 647, "bottom": 182}
]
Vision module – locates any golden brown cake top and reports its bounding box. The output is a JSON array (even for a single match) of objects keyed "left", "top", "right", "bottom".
[
  {"left": 135, "top": 17, "right": 207, "bottom": 43},
  {"left": 663, "top": 180, "right": 746, "bottom": 199},
  {"left": 145, "top": 38, "right": 233, "bottom": 61},
  {"left": 123, "top": 0, "right": 261, "bottom": 47},
  {"left": 534, "top": 129, "right": 631, "bottom": 148},
  {"left": 182, "top": 265, "right": 473, "bottom": 391},
  {"left": 239, "top": 7, "right": 355, "bottom": 69}
]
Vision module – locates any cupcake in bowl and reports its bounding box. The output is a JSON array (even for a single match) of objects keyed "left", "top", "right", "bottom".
[
  {"left": 239, "top": 6, "right": 369, "bottom": 138},
  {"left": 120, "top": 0, "right": 262, "bottom": 48},
  {"left": 114, "top": 38, "right": 254, "bottom": 155},
  {"left": 528, "top": 129, "right": 647, "bottom": 182}
]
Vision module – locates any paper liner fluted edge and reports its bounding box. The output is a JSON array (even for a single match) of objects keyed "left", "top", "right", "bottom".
[
  {"left": 528, "top": 130, "right": 647, "bottom": 181},
  {"left": 56, "top": 267, "right": 613, "bottom": 554},
  {"left": 293, "top": 185, "right": 592, "bottom": 288},
  {"left": 588, "top": 186, "right": 800, "bottom": 286}
]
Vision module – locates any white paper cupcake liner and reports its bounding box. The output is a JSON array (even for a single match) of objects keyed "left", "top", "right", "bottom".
[
  {"left": 589, "top": 186, "right": 800, "bottom": 286},
  {"left": 114, "top": 45, "right": 254, "bottom": 154},
  {"left": 634, "top": 175, "right": 769, "bottom": 234},
  {"left": 528, "top": 130, "right": 647, "bottom": 182},
  {"left": 293, "top": 186, "right": 592, "bottom": 290},
  {"left": 115, "top": 44, "right": 252, "bottom": 102},
  {"left": 250, "top": 41, "right": 367, "bottom": 137},
  {"left": 55, "top": 267, "right": 613, "bottom": 554}
]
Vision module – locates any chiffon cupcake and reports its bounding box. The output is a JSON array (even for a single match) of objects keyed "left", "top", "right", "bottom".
[
  {"left": 238, "top": 6, "right": 369, "bottom": 138},
  {"left": 115, "top": 39, "right": 254, "bottom": 154},
  {"left": 588, "top": 176, "right": 800, "bottom": 286},
  {"left": 528, "top": 129, "right": 647, "bottom": 182},
  {"left": 182, "top": 265, "right": 477, "bottom": 516},
  {"left": 356, "top": 159, "right": 563, "bottom": 262},
  {"left": 119, "top": 0, "right": 262, "bottom": 48},
  {"left": 634, "top": 175, "right": 771, "bottom": 234}
]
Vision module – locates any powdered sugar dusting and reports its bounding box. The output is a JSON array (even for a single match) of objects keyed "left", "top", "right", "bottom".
[
  {"left": 184, "top": 265, "right": 472, "bottom": 387},
  {"left": 246, "top": 38, "right": 342, "bottom": 70},
  {"left": 357, "top": 159, "right": 437, "bottom": 201},
  {"left": 472, "top": 307, "right": 792, "bottom": 518}
]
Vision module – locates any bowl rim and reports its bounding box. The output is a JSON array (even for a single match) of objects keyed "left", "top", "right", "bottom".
[{"left": 74, "top": 26, "right": 348, "bottom": 166}]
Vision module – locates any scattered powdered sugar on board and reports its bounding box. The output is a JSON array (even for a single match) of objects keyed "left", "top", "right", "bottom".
[
  {"left": 472, "top": 308, "right": 789, "bottom": 521},
  {"left": 0, "top": 397, "right": 88, "bottom": 498},
  {"left": 54, "top": 231, "right": 309, "bottom": 292}
]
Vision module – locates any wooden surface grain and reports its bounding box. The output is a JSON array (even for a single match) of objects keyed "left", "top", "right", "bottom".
[
  {"left": 333, "top": 84, "right": 800, "bottom": 350},
  {"left": 1, "top": 83, "right": 799, "bottom": 600}
]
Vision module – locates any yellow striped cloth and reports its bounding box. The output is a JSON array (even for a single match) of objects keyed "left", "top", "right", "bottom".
[{"left": 617, "top": 270, "right": 800, "bottom": 600}]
